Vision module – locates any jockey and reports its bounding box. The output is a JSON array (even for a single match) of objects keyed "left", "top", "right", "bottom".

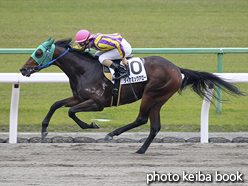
[{"left": 74, "top": 29, "right": 132, "bottom": 80}]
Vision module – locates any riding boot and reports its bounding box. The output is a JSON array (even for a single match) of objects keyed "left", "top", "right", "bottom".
[{"left": 110, "top": 63, "right": 129, "bottom": 80}]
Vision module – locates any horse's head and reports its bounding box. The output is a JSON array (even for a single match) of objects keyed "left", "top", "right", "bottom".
[{"left": 20, "top": 37, "right": 55, "bottom": 77}]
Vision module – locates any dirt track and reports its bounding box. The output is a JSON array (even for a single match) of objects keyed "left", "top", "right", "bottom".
[{"left": 0, "top": 143, "right": 247, "bottom": 186}]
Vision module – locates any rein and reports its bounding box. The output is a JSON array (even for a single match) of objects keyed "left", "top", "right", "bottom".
[{"left": 37, "top": 45, "right": 70, "bottom": 70}]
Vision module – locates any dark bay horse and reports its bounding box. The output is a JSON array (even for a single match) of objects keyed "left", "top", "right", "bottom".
[{"left": 20, "top": 38, "right": 243, "bottom": 154}]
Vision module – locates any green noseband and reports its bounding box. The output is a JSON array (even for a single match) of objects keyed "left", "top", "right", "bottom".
[{"left": 31, "top": 37, "right": 55, "bottom": 69}]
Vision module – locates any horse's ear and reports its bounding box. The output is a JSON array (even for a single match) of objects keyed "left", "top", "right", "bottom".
[
  {"left": 47, "top": 37, "right": 52, "bottom": 41},
  {"left": 46, "top": 37, "right": 55, "bottom": 46}
]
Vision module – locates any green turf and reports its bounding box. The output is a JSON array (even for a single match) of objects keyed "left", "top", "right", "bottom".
[{"left": 0, "top": 0, "right": 248, "bottom": 133}]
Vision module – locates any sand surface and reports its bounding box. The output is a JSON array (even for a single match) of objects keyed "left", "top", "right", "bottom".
[{"left": 0, "top": 143, "right": 247, "bottom": 185}]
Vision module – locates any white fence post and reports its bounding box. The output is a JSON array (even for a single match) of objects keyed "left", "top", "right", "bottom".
[
  {"left": 200, "top": 73, "right": 248, "bottom": 143},
  {"left": 200, "top": 86, "right": 214, "bottom": 143},
  {"left": 9, "top": 83, "right": 20, "bottom": 143}
]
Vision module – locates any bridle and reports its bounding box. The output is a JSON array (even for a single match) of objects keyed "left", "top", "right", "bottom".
[{"left": 36, "top": 45, "right": 70, "bottom": 70}]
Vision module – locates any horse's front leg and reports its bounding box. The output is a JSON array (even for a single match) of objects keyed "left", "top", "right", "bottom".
[
  {"left": 68, "top": 99, "right": 103, "bottom": 130},
  {"left": 42, "top": 96, "right": 79, "bottom": 139}
]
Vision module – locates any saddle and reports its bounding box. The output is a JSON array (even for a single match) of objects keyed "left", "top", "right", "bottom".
[{"left": 104, "top": 55, "right": 134, "bottom": 75}]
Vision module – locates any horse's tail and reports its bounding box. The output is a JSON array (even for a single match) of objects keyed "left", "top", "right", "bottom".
[{"left": 178, "top": 68, "right": 245, "bottom": 102}]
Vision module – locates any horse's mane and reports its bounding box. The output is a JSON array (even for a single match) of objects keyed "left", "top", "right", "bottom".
[{"left": 54, "top": 38, "right": 97, "bottom": 60}]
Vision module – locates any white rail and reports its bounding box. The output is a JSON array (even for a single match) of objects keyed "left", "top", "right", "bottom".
[
  {"left": 0, "top": 73, "right": 247, "bottom": 143},
  {"left": 200, "top": 73, "right": 248, "bottom": 143},
  {"left": 0, "top": 73, "right": 69, "bottom": 143}
]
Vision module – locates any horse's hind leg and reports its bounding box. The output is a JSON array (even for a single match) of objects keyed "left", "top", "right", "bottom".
[
  {"left": 105, "top": 95, "right": 156, "bottom": 140},
  {"left": 105, "top": 112, "right": 150, "bottom": 140},
  {"left": 42, "top": 96, "right": 79, "bottom": 139},
  {"left": 105, "top": 98, "right": 167, "bottom": 154},
  {"left": 136, "top": 99, "right": 167, "bottom": 154}
]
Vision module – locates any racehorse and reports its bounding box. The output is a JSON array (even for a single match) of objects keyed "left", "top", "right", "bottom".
[{"left": 20, "top": 38, "right": 244, "bottom": 154}]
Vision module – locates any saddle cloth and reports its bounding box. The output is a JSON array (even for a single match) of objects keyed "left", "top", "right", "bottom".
[
  {"left": 103, "top": 57, "right": 147, "bottom": 107},
  {"left": 103, "top": 57, "right": 147, "bottom": 84}
]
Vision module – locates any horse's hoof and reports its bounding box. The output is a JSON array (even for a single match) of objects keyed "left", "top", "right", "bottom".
[
  {"left": 105, "top": 134, "right": 113, "bottom": 141},
  {"left": 92, "top": 122, "right": 100, "bottom": 129},
  {"left": 136, "top": 149, "right": 146, "bottom": 154},
  {"left": 41, "top": 131, "right": 48, "bottom": 140}
]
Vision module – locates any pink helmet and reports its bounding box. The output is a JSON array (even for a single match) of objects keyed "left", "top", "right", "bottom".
[{"left": 75, "top": 30, "right": 93, "bottom": 43}]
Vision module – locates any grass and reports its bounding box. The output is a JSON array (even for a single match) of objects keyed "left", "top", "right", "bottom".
[{"left": 0, "top": 0, "right": 248, "bottom": 133}]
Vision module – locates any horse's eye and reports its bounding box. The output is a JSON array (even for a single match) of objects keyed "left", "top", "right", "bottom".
[{"left": 35, "top": 49, "right": 43, "bottom": 58}]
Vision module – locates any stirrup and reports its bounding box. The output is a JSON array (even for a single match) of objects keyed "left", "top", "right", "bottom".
[{"left": 112, "top": 72, "right": 129, "bottom": 80}]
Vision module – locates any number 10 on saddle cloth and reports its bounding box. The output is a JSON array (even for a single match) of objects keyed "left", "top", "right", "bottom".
[{"left": 105, "top": 57, "right": 147, "bottom": 84}]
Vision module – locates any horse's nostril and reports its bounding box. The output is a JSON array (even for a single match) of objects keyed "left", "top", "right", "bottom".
[{"left": 20, "top": 68, "right": 26, "bottom": 72}]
